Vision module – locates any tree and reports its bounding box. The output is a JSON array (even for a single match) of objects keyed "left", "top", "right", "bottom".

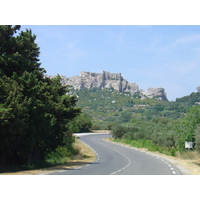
[
  {"left": 0, "top": 26, "right": 81, "bottom": 168},
  {"left": 0, "top": 25, "right": 45, "bottom": 78},
  {"left": 195, "top": 126, "right": 200, "bottom": 152},
  {"left": 67, "top": 113, "right": 92, "bottom": 133},
  {"left": 119, "top": 111, "right": 132, "bottom": 123},
  {"left": 173, "top": 106, "right": 200, "bottom": 151},
  {"left": 0, "top": 74, "right": 30, "bottom": 166}
]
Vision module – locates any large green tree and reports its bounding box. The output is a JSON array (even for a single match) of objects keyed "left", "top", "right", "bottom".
[
  {"left": 0, "top": 25, "right": 45, "bottom": 77},
  {"left": 0, "top": 25, "right": 81, "bottom": 168}
]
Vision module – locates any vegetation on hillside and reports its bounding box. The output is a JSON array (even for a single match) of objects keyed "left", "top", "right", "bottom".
[
  {"left": 74, "top": 85, "right": 200, "bottom": 156},
  {"left": 111, "top": 105, "right": 200, "bottom": 155},
  {"left": 75, "top": 87, "right": 199, "bottom": 127}
]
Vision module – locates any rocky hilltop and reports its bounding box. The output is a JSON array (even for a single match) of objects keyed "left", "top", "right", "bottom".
[{"left": 48, "top": 71, "right": 168, "bottom": 101}]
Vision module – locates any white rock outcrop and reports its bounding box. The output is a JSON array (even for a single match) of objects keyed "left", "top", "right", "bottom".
[
  {"left": 47, "top": 71, "right": 168, "bottom": 101},
  {"left": 62, "top": 71, "right": 140, "bottom": 94},
  {"left": 141, "top": 87, "right": 168, "bottom": 101}
]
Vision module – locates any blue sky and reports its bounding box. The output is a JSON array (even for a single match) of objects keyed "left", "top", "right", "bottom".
[{"left": 21, "top": 25, "right": 200, "bottom": 101}]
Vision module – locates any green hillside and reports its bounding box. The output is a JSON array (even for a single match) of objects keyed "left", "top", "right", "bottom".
[
  {"left": 72, "top": 87, "right": 200, "bottom": 155},
  {"left": 73, "top": 87, "right": 199, "bottom": 129}
]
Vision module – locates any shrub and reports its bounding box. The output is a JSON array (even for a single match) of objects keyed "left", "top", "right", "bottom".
[
  {"left": 67, "top": 113, "right": 92, "bottom": 133},
  {"left": 46, "top": 146, "right": 74, "bottom": 165},
  {"left": 105, "top": 121, "right": 118, "bottom": 130},
  {"left": 151, "top": 131, "right": 176, "bottom": 149},
  {"left": 91, "top": 123, "right": 101, "bottom": 130},
  {"left": 195, "top": 126, "right": 200, "bottom": 152},
  {"left": 123, "top": 132, "right": 136, "bottom": 140},
  {"left": 112, "top": 125, "right": 126, "bottom": 139},
  {"left": 162, "top": 131, "right": 177, "bottom": 148},
  {"left": 134, "top": 131, "right": 145, "bottom": 140},
  {"left": 112, "top": 123, "right": 138, "bottom": 139}
]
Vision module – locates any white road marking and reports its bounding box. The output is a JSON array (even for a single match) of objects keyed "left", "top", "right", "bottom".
[
  {"left": 77, "top": 140, "right": 100, "bottom": 167},
  {"left": 100, "top": 141, "right": 131, "bottom": 175},
  {"left": 76, "top": 167, "right": 82, "bottom": 169},
  {"left": 57, "top": 170, "right": 68, "bottom": 173},
  {"left": 110, "top": 149, "right": 131, "bottom": 175},
  {"left": 103, "top": 139, "right": 179, "bottom": 175}
]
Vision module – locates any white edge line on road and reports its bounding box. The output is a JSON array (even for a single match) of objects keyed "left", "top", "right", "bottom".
[
  {"left": 103, "top": 138, "right": 179, "bottom": 175},
  {"left": 110, "top": 148, "right": 131, "bottom": 175},
  {"left": 101, "top": 140, "right": 131, "bottom": 175},
  {"left": 54, "top": 138, "right": 100, "bottom": 174}
]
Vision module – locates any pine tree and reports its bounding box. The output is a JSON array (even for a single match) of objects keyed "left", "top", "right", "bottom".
[
  {"left": 0, "top": 26, "right": 81, "bottom": 168},
  {"left": 0, "top": 25, "right": 45, "bottom": 77}
]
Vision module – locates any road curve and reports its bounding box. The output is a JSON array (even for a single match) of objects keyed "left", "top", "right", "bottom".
[{"left": 49, "top": 133, "right": 182, "bottom": 175}]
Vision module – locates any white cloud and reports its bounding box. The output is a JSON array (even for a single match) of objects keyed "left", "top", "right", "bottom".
[
  {"left": 173, "top": 34, "right": 200, "bottom": 45},
  {"left": 158, "top": 34, "right": 200, "bottom": 52}
]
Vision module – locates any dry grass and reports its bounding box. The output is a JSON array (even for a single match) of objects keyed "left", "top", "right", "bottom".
[
  {"left": 1, "top": 138, "right": 96, "bottom": 175},
  {"left": 148, "top": 150, "right": 200, "bottom": 175},
  {"left": 91, "top": 130, "right": 111, "bottom": 133}
]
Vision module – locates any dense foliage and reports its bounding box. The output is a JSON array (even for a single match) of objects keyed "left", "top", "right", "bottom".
[
  {"left": 74, "top": 85, "right": 200, "bottom": 155},
  {"left": 75, "top": 87, "right": 200, "bottom": 128},
  {"left": 111, "top": 106, "right": 200, "bottom": 154},
  {"left": 0, "top": 25, "right": 81, "bottom": 169},
  {"left": 67, "top": 113, "right": 92, "bottom": 133},
  {"left": 111, "top": 118, "right": 177, "bottom": 154}
]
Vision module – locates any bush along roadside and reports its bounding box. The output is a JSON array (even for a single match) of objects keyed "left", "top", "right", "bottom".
[
  {"left": 110, "top": 104, "right": 200, "bottom": 157},
  {"left": 112, "top": 138, "right": 177, "bottom": 156}
]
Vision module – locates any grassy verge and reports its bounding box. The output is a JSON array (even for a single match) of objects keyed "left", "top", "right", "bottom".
[
  {"left": 45, "top": 146, "right": 79, "bottom": 166},
  {"left": 112, "top": 138, "right": 177, "bottom": 156}
]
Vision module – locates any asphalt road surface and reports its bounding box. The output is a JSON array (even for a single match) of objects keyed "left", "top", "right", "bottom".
[{"left": 49, "top": 133, "right": 181, "bottom": 175}]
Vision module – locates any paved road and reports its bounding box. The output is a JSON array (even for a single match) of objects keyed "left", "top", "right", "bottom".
[{"left": 49, "top": 133, "right": 181, "bottom": 175}]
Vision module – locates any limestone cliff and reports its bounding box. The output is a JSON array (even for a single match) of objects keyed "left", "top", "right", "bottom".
[
  {"left": 140, "top": 88, "right": 168, "bottom": 101},
  {"left": 47, "top": 71, "right": 168, "bottom": 101}
]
